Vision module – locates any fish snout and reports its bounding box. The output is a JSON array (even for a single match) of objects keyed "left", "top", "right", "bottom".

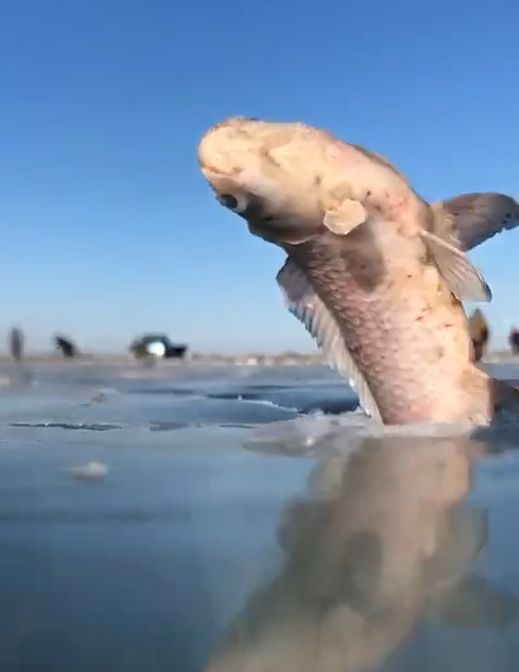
[
  {"left": 198, "top": 116, "right": 257, "bottom": 174},
  {"left": 197, "top": 125, "right": 225, "bottom": 175}
]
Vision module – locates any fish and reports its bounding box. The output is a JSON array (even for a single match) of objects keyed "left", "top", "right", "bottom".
[{"left": 197, "top": 116, "right": 519, "bottom": 425}]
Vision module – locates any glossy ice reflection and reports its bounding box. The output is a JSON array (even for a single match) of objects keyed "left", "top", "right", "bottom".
[{"left": 208, "top": 435, "right": 519, "bottom": 671}]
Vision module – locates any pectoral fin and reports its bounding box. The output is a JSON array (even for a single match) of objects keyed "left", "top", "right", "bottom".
[
  {"left": 323, "top": 199, "right": 367, "bottom": 235},
  {"left": 276, "top": 258, "right": 382, "bottom": 421},
  {"left": 420, "top": 230, "right": 492, "bottom": 302},
  {"left": 432, "top": 192, "right": 519, "bottom": 251}
]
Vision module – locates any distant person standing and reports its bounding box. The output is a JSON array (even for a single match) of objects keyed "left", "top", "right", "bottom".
[
  {"left": 468, "top": 309, "right": 489, "bottom": 362},
  {"left": 509, "top": 327, "right": 519, "bottom": 355},
  {"left": 54, "top": 334, "right": 78, "bottom": 358},
  {"left": 8, "top": 326, "right": 25, "bottom": 362}
]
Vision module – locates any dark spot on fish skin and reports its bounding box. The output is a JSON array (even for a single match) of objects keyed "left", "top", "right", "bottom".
[
  {"left": 314, "top": 175, "right": 322, "bottom": 186},
  {"left": 423, "top": 248, "right": 435, "bottom": 266},
  {"left": 338, "top": 225, "right": 387, "bottom": 291},
  {"left": 260, "top": 147, "right": 282, "bottom": 169},
  {"left": 436, "top": 346, "right": 445, "bottom": 358},
  {"left": 407, "top": 274, "right": 413, "bottom": 279},
  {"left": 347, "top": 341, "right": 363, "bottom": 357},
  {"left": 416, "top": 315, "right": 424, "bottom": 322},
  {"left": 443, "top": 323, "right": 454, "bottom": 329},
  {"left": 286, "top": 223, "right": 387, "bottom": 295}
]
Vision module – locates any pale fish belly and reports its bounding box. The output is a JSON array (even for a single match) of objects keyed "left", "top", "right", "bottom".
[
  {"left": 338, "top": 300, "right": 483, "bottom": 424},
  {"left": 290, "top": 241, "right": 488, "bottom": 424}
]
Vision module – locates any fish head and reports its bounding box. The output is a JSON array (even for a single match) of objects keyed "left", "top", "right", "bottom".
[{"left": 198, "top": 116, "right": 327, "bottom": 245}]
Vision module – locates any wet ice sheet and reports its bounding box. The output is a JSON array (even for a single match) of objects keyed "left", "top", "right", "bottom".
[
  {"left": 0, "top": 362, "right": 519, "bottom": 671},
  {"left": 0, "top": 423, "right": 314, "bottom": 671},
  {"left": 0, "top": 362, "right": 358, "bottom": 430}
]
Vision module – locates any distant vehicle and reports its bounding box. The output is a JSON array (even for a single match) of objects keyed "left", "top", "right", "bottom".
[
  {"left": 509, "top": 327, "right": 519, "bottom": 355},
  {"left": 8, "top": 326, "right": 25, "bottom": 362},
  {"left": 468, "top": 309, "right": 489, "bottom": 362},
  {"left": 54, "top": 334, "right": 78, "bottom": 358},
  {"left": 130, "top": 334, "right": 188, "bottom": 360}
]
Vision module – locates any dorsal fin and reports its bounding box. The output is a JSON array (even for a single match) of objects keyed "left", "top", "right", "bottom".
[
  {"left": 276, "top": 258, "right": 383, "bottom": 422},
  {"left": 432, "top": 192, "right": 519, "bottom": 251}
]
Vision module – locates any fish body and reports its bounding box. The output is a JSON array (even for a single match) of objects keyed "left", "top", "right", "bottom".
[{"left": 198, "top": 117, "right": 519, "bottom": 425}]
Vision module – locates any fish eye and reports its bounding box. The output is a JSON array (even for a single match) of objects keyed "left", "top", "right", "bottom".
[{"left": 217, "top": 193, "right": 248, "bottom": 214}]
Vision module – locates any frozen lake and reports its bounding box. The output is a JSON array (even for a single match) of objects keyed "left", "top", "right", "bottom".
[{"left": 0, "top": 361, "right": 519, "bottom": 671}]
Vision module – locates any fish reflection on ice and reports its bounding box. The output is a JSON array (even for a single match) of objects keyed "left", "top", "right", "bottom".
[{"left": 205, "top": 437, "right": 518, "bottom": 672}]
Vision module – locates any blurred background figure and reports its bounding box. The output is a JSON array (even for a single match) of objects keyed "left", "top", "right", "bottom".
[
  {"left": 129, "top": 333, "right": 188, "bottom": 361},
  {"left": 468, "top": 309, "right": 489, "bottom": 362},
  {"left": 509, "top": 327, "right": 519, "bottom": 355},
  {"left": 54, "top": 334, "right": 78, "bottom": 359},
  {"left": 8, "top": 326, "right": 25, "bottom": 362}
]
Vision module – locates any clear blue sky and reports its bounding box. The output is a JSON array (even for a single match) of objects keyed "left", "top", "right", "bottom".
[{"left": 1, "top": 0, "right": 518, "bottom": 354}]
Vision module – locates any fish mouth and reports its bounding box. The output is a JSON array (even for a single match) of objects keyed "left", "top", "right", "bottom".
[
  {"left": 199, "top": 168, "right": 243, "bottom": 205},
  {"left": 199, "top": 163, "right": 240, "bottom": 179},
  {"left": 199, "top": 164, "right": 234, "bottom": 187}
]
